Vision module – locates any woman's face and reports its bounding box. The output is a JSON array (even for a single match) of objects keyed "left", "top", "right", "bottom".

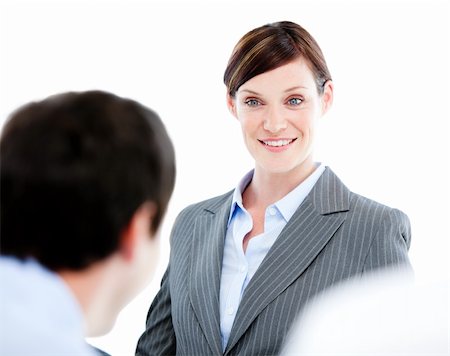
[{"left": 228, "top": 57, "right": 333, "bottom": 176}]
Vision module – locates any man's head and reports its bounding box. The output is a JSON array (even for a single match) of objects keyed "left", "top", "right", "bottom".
[{"left": 1, "top": 90, "right": 176, "bottom": 334}]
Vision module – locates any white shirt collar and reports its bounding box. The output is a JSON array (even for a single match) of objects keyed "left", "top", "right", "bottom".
[{"left": 228, "top": 163, "right": 326, "bottom": 225}]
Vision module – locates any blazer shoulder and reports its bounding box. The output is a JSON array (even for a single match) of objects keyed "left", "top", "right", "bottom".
[
  {"left": 169, "top": 189, "right": 234, "bottom": 247},
  {"left": 350, "top": 192, "right": 410, "bottom": 223},
  {"left": 349, "top": 192, "right": 411, "bottom": 249},
  {"left": 173, "top": 189, "right": 234, "bottom": 224},
  {"left": 350, "top": 193, "right": 413, "bottom": 271},
  {"left": 314, "top": 168, "right": 407, "bottom": 223}
]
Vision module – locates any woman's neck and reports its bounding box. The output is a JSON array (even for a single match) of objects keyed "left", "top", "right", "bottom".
[{"left": 243, "top": 159, "right": 317, "bottom": 210}]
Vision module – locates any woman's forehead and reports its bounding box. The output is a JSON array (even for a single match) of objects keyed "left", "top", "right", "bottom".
[{"left": 237, "top": 58, "right": 316, "bottom": 95}]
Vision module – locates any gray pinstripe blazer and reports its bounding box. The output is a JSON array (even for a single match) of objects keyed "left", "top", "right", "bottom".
[{"left": 136, "top": 167, "right": 411, "bottom": 356}]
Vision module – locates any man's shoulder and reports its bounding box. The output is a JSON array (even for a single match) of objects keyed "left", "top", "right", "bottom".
[{"left": 0, "top": 287, "right": 96, "bottom": 356}]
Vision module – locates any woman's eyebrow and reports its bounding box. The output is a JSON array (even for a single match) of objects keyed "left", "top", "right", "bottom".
[
  {"left": 239, "top": 89, "right": 261, "bottom": 95},
  {"left": 239, "top": 86, "right": 309, "bottom": 96},
  {"left": 284, "top": 85, "right": 309, "bottom": 92}
]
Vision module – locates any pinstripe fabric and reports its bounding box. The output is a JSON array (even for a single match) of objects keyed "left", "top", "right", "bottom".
[{"left": 136, "top": 167, "right": 411, "bottom": 356}]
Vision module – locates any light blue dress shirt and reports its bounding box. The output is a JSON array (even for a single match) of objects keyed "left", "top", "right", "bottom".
[
  {"left": 219, "top": 163, "right": 326, "bottom": 351},
  {"left": 0, "top": 257, "right": 96, "bottom": 356}
]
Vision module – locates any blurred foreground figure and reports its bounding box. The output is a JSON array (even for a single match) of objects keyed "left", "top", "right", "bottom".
[
  {"left": 0, "top": 91, "right": 176, "bottom": 355},
  {"left": 281, "top": 268, "right": 449, "bottom": 355}
]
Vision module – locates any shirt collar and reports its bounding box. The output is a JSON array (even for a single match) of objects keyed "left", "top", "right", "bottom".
[
  {"left": 227, "top": 170, "right": 253, "bottom": 226},
  {"left": 275, "top": 163, "right": 326, "bottom": 222},
  {"left": 228, "top": 163, "right": 326, "bottom": 225}
]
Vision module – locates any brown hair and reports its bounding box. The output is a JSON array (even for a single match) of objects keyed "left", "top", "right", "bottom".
[{"left": 224, "top": 21, "right": 332, "bottom": 97}]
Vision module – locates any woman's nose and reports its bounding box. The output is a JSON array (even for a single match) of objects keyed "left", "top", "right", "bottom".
[{"left": 263, "top": 107, "right": 287, "bottom": 133}]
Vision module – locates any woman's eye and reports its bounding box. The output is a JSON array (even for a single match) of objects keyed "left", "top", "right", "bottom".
[
  {"left": 287, "top": 97, "right": 303, "bottom": 106},
  {"left": 245, "top": 99, "right": 260, "bottom": 107}
]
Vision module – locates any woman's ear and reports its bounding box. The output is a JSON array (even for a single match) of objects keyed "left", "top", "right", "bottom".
[
  {"left": 321, "top": 80, "right": 334, "bottom": 115},
  {"left": 119, "top": 202, "right": 156, "bottom": 262},
  {"left": 226, "top": 93, "right": 238, "bottom": 119}
]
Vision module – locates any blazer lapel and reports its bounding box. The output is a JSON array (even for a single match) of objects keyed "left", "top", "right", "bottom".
[
  {"left": 189, "top": 193, "right": 233, "bottom": 355},
  {"left": 225, "top": 168, "right": 350, "bottom": 353}
]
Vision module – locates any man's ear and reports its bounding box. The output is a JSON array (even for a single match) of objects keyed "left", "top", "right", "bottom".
[
  {"left": 321, "top": 80, "right": 334, "bottom": 115},
  {"left": 119, "top": 202, "right": 156, "bottom": 262},
  {"left": 226, "top": 93, "right": 238, "bottom": 119}
]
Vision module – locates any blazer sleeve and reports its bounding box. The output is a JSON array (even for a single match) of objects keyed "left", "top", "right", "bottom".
[
  {"left": 135, "top": 266, "right": 176, "bottom": 356},
  {"left": 363, "top": 208, "right": 412, "bottom": 273}
]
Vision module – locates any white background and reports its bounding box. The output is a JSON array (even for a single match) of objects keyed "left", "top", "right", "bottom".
[{"left": 1, "top": 1, "right": 449, "bottom": 355}]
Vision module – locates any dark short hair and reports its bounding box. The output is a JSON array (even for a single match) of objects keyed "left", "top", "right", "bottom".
[
  {"left": 224, "top": 21, "right": 332, "bottom": 97},
  {"left": 1, "top": 90, "right": 176, "bottom": 271}
]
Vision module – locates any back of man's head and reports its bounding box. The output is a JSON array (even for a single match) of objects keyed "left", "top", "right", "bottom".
[{"left": 1, "top": 90, "right": 176, "bottom": 271}]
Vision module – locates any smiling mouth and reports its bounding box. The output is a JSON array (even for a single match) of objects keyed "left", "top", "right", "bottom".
[{"left": 258, "top": 138, "right": 297, "bottom": 147}]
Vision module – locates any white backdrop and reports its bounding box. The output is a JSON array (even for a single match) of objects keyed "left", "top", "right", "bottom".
[{"left": 1, "top": 1, "right": 449, "bottom": 355}]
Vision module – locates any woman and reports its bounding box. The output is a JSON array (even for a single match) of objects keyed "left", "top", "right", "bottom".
[{"left": 136, "top": 21, "right": 411, "bottom": 356}]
